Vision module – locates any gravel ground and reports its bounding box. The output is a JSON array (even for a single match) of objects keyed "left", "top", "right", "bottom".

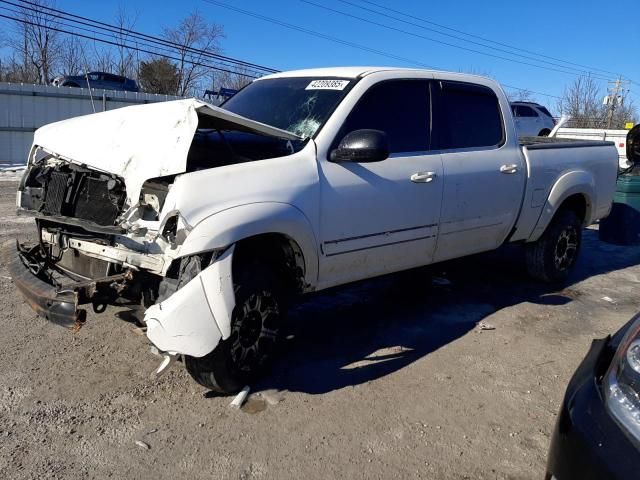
[{"left": 1, "top": 178, "right": 639, "bottom": 479}]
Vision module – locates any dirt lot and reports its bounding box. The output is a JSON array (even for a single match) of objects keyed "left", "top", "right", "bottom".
[{"left": 1, "top": 178, "right": 639, "bottom": 480}]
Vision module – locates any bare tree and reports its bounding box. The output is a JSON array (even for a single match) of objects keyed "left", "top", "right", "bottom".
[
  {"left": 557, "top": 76, "right": 606, "bottom": 128},
  {"left": 557, "top": 76, "right": 638, "bottom": 129},
  {"left": 507, "top": 88, "right": 536, "bottom": 103},
  {"left": 610, "top": 96, "right": 637, "bottom": 129},
  {"left": 92, "top": 42, "right": 115, "bottom": 74},
  {"left": 214, "top": 66, "right": 253, "bottom": 92},
  {"left": 113, "top": 5, "right": 138, "bottom": 78},
  {"left": 162, "top": 11, "right": 225, "bottom": 96},
  {"left": 8, "top": 0, "right": 62, "bottom": 84},
  {"left": 59, "top": 36, "right": 85, "bottom": 76}
]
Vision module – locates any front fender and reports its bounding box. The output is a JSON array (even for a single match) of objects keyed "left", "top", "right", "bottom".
[
  {"left": 177, "top": 202, "right": 319, "bottom": 287},
  {"left": 528, "top": 170, "right": 595, "bottom": 242}
]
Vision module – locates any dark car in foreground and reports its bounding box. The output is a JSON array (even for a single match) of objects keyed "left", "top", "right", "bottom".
[
  {"left": 51, "top": 72, "right": 139, "bottom": 92},
  {"left": 546, "top": 313, "right": 640, "bottom": 479}
]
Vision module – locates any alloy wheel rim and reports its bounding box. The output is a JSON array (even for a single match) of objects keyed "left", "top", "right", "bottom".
[
  {"left": 230, "top": 291, "right": 279, "bottom": 372},
  {"left": 554, "top": 227, "right": 578, "bottom": 271}
]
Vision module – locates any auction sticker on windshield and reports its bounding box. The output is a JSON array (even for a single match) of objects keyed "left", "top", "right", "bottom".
[{"left": 305, "top": 80, "right": 350, "bottom": 90}]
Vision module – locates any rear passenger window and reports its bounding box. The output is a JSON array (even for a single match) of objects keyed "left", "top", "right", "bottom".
[
  {"left": 517, "top": 106, "right": 538, "bottom": 117},
  {"left": 436, "top": 81, "right": 503, "bottom": 149},
  {"left": 336, "top": 80, "right": 430, "bottom": 154}
]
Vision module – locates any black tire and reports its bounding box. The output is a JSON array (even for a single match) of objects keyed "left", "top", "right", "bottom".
[
  {"left": 185, "top": 262, "right": 284, "bottom": 394},
  {"left": 525, "top": 209, "right": 582, "bottom": 283},
  {"left": 63, "top": 82, "right": 80, "bottom": 88},
  {"left": 538, "top": 129, "right": 551, "bottom": 137}
]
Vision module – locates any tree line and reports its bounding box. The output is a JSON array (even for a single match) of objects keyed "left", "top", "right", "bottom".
[{"left": 0, "top": 0, "right": 253, "bottom": 96}]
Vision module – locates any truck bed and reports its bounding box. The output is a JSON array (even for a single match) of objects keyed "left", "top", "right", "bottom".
[
  {"left": 509, "top": 136, "right": 619, "bottom": 244},
  {"left": 519, "top": 136, "right": 615, "bottom": 149}
]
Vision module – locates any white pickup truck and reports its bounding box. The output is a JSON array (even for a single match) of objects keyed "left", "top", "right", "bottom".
[{"left": 7, "top": 67, "right": 618, "bottom": 393}]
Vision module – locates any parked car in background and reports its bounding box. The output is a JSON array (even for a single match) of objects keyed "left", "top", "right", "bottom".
[
  {"left": 546, "top": 312, "right": 640, "bottom": 479},
  {"left": 511, "top": 101, "right": 556, "bottom": 136},
  {"left": 9, "top": 67, "right": 618, "bottom": 393},
  {"left": 51, "top": 72, "right": 139, "bottom": 92}
]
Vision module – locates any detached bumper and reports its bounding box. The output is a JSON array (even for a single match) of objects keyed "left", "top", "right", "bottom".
[
  {"left": 4, "top": 241, "right": 81, "bottom": 326},
  {"left": 5, "top": 241, "right": 128, "bottom": 327}
]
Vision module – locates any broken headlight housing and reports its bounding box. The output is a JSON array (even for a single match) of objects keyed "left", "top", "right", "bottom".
[
  {"left": 139, "top": 178, "right": 172, "bottom": 221},
  {"left": 605, "top": 315, "right": 640, "bottom": 443}
]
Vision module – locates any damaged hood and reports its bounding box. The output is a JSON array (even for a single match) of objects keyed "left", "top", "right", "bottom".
[{"left": 32, "top": 98, "right": 303, "bottom": 206}]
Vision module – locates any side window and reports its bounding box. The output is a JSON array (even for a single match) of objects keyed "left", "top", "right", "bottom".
[
  {"left": 103, "top": 74, "right": 123, "bottom": 83},
  {"left": 511, "top": 105, "right": 519, "bottom": 117},
  {"left": 518, "top": 106, "right": 538, "bottom": 117},
  {"left": 336, "top": 80, "right": 430, "bottom": 154},
  {"left": 435, "top": 81, "right": 503, "bottom": 149}
]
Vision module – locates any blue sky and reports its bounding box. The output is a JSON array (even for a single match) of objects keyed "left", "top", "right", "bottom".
[{"left": 4, "top": 0, "right": 640, "bottom": 109}]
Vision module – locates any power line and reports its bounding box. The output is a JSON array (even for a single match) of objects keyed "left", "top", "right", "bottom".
[
  {"left": 0, "top": 4, "right": 268, "bottom": 78},
  {"left": 350, "top": 0, "right": 632, "bottom": 82},
  {"left": 0, "top": 11, "right": 262, "bottom": 78},
  {"left": 203, "top": 0, "right": 440, "bottom": 69},
  {"left": 204, "top": 0, "right": 563, "bottom": 100},
  {"left": 2, "top": 0, "right": 279, "bottom": 75},
  {"left": 302, "top": 0, "right": 614, "bottom": 82}
]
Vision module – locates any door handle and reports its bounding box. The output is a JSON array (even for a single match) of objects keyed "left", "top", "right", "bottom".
[
  {"left": 410, "top": 171, "right": 436, "bottom": 183},
  {"left": 499, "top": 164, "right": 518, "bottom": 174}
]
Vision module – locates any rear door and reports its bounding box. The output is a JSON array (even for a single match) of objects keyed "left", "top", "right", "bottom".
[
  {"left": 432, "top": 80, "right": 525, "bottom": 261},
  {"left": 317, "top": 79, "right": 443, "bottom": 287}
]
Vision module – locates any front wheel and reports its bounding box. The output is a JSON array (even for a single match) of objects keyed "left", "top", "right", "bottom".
[
  {"left": 525, "top": 210, "right": 582, "bottom": 283},
  {"left": 185, "top": 264, "right": 284, "bottom": 394}
]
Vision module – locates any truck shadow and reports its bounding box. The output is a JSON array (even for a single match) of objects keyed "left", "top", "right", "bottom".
[{"left": 255, "top": 229, "right": 640, "bottom": 395}]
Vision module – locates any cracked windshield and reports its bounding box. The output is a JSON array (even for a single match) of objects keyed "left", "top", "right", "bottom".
[{"left": 221, "top": 77, "right": 352, "bottom": 138}]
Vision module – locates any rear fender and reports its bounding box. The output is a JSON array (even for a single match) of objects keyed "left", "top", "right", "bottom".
[{"left": 528, "top": 170, "right": 595, "bottom": 242}]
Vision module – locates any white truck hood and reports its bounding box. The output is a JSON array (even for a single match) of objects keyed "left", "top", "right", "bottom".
[{"left": 32, "top": 98, "right": 302, "bottom": 206}]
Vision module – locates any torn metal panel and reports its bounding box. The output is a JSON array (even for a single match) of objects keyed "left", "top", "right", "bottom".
[{"left": 144, "top": 246, "right": 236, "bottom": 357}]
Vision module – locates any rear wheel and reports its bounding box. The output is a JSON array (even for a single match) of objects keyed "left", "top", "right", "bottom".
[
  {"left": 185, "top": 262, "right": 284, "bottom": 394},
  {"left": 525, "top": 210, "right": 582, "bottom": 283},
  {"left": 538, "top": 128, "right": 551, "bottom": 137}
]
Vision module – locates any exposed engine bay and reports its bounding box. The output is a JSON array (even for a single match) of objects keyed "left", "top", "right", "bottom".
[{"left": 20, "top": 159, "right": 127, "bottom": 227}]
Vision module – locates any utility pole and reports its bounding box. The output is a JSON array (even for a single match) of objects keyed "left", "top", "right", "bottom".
[{"left": 606, "top": 77, "right": 628, "bottom": 129}]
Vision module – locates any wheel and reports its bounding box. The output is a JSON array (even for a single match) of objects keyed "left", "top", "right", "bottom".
[
  {"left": 538, "top": 129, "right": 551, "bottom": 137},
  {"left": 185, "top": 262, "right": 284, "bottom": 394},
  {"left": 526, "top": 210, "right": 582, "bottom": 283},
  {"left": 63, "top": 82, "right": 80, "bottom": 88}
]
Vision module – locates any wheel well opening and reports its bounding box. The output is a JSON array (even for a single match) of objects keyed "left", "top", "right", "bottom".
[
  {"left": 559, "top": 194, "right": 588, "bottom": 223},
  {"left": 232, "top": 233, "right": 306, "bottom": 295}
]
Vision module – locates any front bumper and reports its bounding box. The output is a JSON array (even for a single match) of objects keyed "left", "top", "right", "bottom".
[
  {"left": 546, "top": 336, "right": 639, "bottom": 480},
  {"left": 5, "top": 241, "right": 127, "bottom": 327}
]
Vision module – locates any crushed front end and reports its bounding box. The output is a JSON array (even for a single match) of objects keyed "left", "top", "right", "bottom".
[{"left": 10, "top": 147, "right": 169, "bottom": 328}]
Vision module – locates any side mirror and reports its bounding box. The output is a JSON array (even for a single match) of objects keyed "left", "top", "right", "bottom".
[
  {"left": 329, "top": 129, "right": 389, "bottom": 163},
  {"left": 628, "top": 124, "right": 640, "bottom": 166}
]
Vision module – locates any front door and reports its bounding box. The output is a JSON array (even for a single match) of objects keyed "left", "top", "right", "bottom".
[{"left": 317, "top": 79, "right": 443, "bottom": 288}]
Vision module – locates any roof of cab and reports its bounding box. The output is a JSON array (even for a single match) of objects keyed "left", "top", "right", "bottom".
[{"left": 258, "top": 66, "right": 427, "bottom": 80}]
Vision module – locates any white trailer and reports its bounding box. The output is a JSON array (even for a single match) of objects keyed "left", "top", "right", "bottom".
[{"left": 556, "top": 128, "right": 630, "bottom": 168}]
